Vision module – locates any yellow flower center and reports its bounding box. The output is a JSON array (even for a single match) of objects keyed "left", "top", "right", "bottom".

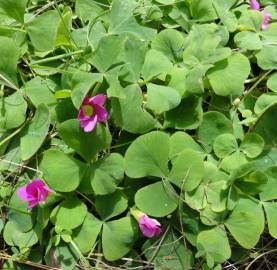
[{"left": 83, "top": 105, "right": 94, "bottom": 116}]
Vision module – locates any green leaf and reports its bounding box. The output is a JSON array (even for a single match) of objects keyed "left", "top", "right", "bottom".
[
  {"left": 75, "top": 0, "right": 104, "bottom": 21},
  {"left": 141, "top": 49, "right": 173, "bottom": 82},
  {"left": 213, "top": 134, "right": 238, "bottom": 158},
  {"left": 146, "top": 83, "right": 181, "bottom": 114},
  {"left": 13, "top": 225, "right": 39, "bottom": 248},
  {"left": 135, "top": 182, "right": 177, "bottom": 217},
  {"left": 185, "top": 183, "right": 207, "bottom": 210},
  {"left": 167, "top": 67, "right": 189, "bottom": 97},
  {"left": 198, "top": 111, "right": 233, "bottom": 148},
  {"left": 55, "top": 6, "right": 72, "bottom": 47},
  {"left": 254, "top": 103, "right": 277, "bottom": 146},
  {"left": 8, "top": 190, "right": 36, "bottom": 232},
  {"left": 169, "top": 150, "right": 204, "bottom": 191},
  {"left": 151, "top": 29, "right": 185, "bottom": 62},
  {"left": 71, "top": 72, "right": 103, "bottom": 108},
  {"left": 240, "top": 133, "right": 264, "bottom": 158},
  {"left": 263, "top": 202, "right": 277, "bottom": 238},
  {"left": 207, "top": 53, "right": 251, "bottom": 96},
  {"left": 260, "top": 22, "right": 277, "bottom": 43},
  {"left": 235, "top": 171, "right": 268, "bottom": 195},
  {"left": 260, "top": 166, "right": 277, "bottom": 201},
  {"left": 119, "top": 38, "right": 147, "bottom": 83},
  {"left": 225, "top": 197, "right": 264, "bottom": 249},
  {"left": 143, "top": 229, "right": 194, "bottom": 270},
  {"left": 206, "top": 180, "right": 228, "bottom": 212},
  {"left": 221, "top": 151, "right": 248, "bottom": 173},
  {"left": 0, "top": 92, "right": 27, "bottom": 130},
  {"left": 40, "top": 149, "right": 86, "bottom": 192},
  {"left": 238, "top": 10, "right": 263, "bottom": 32},
  {"left": 0, "top": 136, "right": 22, "bottom": 172},
  {"left": 4, "top": 221, "right": 39, "bottom": 248},
  {"left": 182, "top": 24, "right": 230, "bottom": 67},
  {"left": 105, "top": 71, "right": 126, "bottom": 99},
  {"left": 26, "top": 10, "right": 60, "bottom": 52},
  {"left": 125, "top": 131, "right": 169, "bottom": 178},
  {"left": 256, "top": 45, "right": 277, "bottom": 70},
  {"left": 90, "top": 153, "right": 125, "bottom": 195},
  {"left": 0, "top": 36, "right": 19, "bottom": 89},
  {"left": 57, "top": 119, "right": 112, "bottom": 162},
  {"left": 50, "top": 197, "right": 87, "bottom": 230},
  {"left": 254, "top": 93, "right": 277, "bottom": 115},
  {"left": 55, "top": 90, "right": 72, "bottom": 99},
  {"left": 102, "top": 217, "right": 137, "bottom": 261},
  {"left": 197, "top": 227, "right": 231, "bottom": 264},
  {"left": 20, "top": 104, "right": 50, "bottom": 160},
  {"left": 169, "top": 131, "right": 205, "bottom": 159},
  {"left": 267, "top": 73, "right": 277, "bottom": 93},
  {"left": 190, "top": 0, "right": 217, "bottom": 22},
  {"left": 234, "top": 31, "right": 262, "bottom": 50},
  {"left": 212, "top": 0, "right": 238, "bottom": 32},
  {"left": 0, "top": 0, "right": 28, "bottom": 23},
  {"left": 95, "top": 191, "right": 128, "bottom": 221},
  {"left": 154, "top": 0, "right": 175, "bottom": 4},
  {"left": 22, "top": 77, "right": 56, "bottom": 108},
  {"left": 3, "top": 221, "right": 15, "bottom": 247},
  {"left": 89, "top": 35, "right": 126, "bottom": 73},
  {"left": 72, "top": 213, "right": 103, "bottom": 254},
  {"left": 164, "top": 96, "right": 203, "bottom": 130},
  {"left": 111, "top": 84, "right": 157, "bottom": 134},
  {"left": 46, "top": 243, "right": 79, "bottom": 270},
  {"left": 108, "top": 0, "right": 156, "bottom": 41}
]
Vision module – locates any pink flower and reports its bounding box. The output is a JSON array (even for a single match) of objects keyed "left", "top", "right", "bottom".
[
  {"left": 261, "top": 11, "right": 271, "bottom": 30},
  {"left": 77, "top": 94, "right": 108, "bottom": 133},
  {"left": 250, "top": 0, "right": 260, "bottom": 10},
  {"left": 249, "top": 0, "right": 271, "bottom": 30},
  {"left": 139, "top": 215, "right": 161, "bottom": 238},
  {"left": 16, "top": 179, "right": 53, "bottom": 209}
]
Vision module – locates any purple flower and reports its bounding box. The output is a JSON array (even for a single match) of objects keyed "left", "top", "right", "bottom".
[
  {"left": 16, "top": 179, "right": 53, "bottom": 209},
  {"left": 139, "top": 215, "right": 161, "bottom": 238},
  {"left": 249, "top": 0, "right": 271, "bottom": 30},
  {"left": 261, "top": 11, "right": 271, "bottom": 30},
  {"left": 77, "top": 94, "right": 108, "bottom": 133},
  {"left": 250, "top": 0, "right": 260, "bottom": 10}
]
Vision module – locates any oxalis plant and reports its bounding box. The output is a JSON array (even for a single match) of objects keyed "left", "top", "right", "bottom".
[{"left": 0, "top": 0, "right": 277, "bottom": 269}]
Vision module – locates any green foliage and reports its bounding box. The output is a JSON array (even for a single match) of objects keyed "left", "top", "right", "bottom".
[
  {"left": 39, "top": 149, "right": 86, "bottom": 192},
  {"left": 1, "top": 0, "right": 277, "bottom": 269},
  {"left": 0, "top": 37, "right": 19, "bottom": 89},
  {"left": 50, "top": 197, "right": 87, "bottom": 230}
]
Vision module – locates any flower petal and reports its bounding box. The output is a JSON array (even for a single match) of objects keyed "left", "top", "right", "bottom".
[
  {"left": 139, "top": 215, "right": 161, "bottom": 238},
  {"left": 83, "top": 115, "right": 98, "bottom": 132},
  {"left": 250, "top": 0, "right": 260, "bottom": 10},
  {"left": 94, "top": 104, "right": 108, "bottom": 122},
  {"left": 28, "top": 200, "right": 39, "bottom": 209},
  {"left": 16, "top": 186, "right": 30, "bottom": 201},
  {"left": 91, "top": 94, "right": 106, "bottom": 106},
  {"left": 261, "top": 11, "right": 271, "bottom": 30}
]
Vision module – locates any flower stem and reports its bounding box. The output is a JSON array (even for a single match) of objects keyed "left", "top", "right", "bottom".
[
  {"left": 1, "top": 203, "right": 31, "bottom": 215},
  {"left": 70, "top": 240, "right": 91, "bottom": 269}
]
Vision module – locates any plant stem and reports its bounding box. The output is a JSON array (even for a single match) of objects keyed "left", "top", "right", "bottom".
[
  {"left": 95, "top": 239, "right": 102, "bottom": 269},
  {"left": 70, "top": 240, "right": 91, "bottom": 269},
  {"left": 30, "top": 50, "right": 84, "bottom": 65},
  {"left": 242, "top": 70, "right": 273, "bottom": 99},
  {"left": 0, "top": 26, "right": 26, "bottom": 33},
  {"left": 1, "top": 203, "right": 31, "bottom": 215},
  {"left": 0, "top": 120, "right": 29, "bottom": 148}
]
